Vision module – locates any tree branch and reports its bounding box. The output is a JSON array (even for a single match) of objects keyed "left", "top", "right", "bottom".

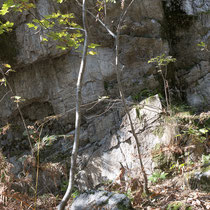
[
  {"left": 0, "top": 67, "right": 34, "bottom": 157},
  {"left": 115, "top": 0, "right": 149, "bottom": 195}
]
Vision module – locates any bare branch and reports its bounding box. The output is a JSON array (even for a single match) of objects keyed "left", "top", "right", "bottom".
[
  {"left": 115, "top": 0, "right": 149, "bottom": 195},
  {"left": 0, "top": 90, "right": 11, "bottom": 103},
  {"left": 0, "top": 66, "right": 34, "bottom": 157},
  {"left": 75, "top": 0, "right": 116, "bottom": 38}
]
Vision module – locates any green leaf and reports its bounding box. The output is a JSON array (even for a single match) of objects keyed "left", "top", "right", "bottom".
[
  {"left": 0, "top": 78, "right": 6, "bottom": 83},
  {"left": 88, "top": 43, "right": 100, "bottom": 49},
  {"left": 11, "top": 96, "right": 25, "bottom": 103},
  {"left": 88, "top": 51, "right": 97, "bottom": 55},
  {"left": 12, "top": 96, "right": 21, "bottom": 100},
  {"left": 0, "top": 0, "right": 15, "bottom": 15},
  {"left": 198, "top": 42, "right": 205, "bottom": 47},
  {"left": 27, "top": 23, "right": 38, "bottom": 30},
  {"left": 42, "top": 37, "right": 48, "bottom": 42},
  {"left": 199, "top": 128, "right": 208, "bottom": 134},
  {"left": 56, "top": 45, "right": 67, "bottom": 50},
  {"left": 3, "top": 64, "right": 11, "bottom": 68}
]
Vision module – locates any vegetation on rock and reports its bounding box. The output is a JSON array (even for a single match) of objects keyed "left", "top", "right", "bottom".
[{"left": 0, "top": 0, "right": 209, "bottom": 209}]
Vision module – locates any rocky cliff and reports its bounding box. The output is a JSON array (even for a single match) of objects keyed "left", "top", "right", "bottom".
[{"left": 0, "top": 0, "right": 209, "bottom": 199}]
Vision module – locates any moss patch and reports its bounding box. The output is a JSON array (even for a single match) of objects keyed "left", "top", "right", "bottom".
[
  {"left": 152, "top": 144, "right": 171, "bottom": 170},
  {"left": 153, "top": 126, "right": 164, "bottom": 138}
]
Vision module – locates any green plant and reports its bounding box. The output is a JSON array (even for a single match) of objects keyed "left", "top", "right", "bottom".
[
  {"left": 201, "top": 154, "right": 210, "bottom": 165},
  {"left": 167, "top": 202, "right": 192, "bottom": 210},
  {"left": 148, "top": 171, "right": 168, "bottom": 183},
  {"left": 148, "top": 54, "right": 176, "bottom": 112},
  {"left": 152, "top": 126, "right": 164, "bottom": 138},
  {"left": 170, "top": 161, "right": 186, "bottom": 175},
  {"left": 132, "top": 89, "right": 161, "bottom": 102},
  {"left": 71, "top": 188, "right": 80, "bottom": 199},
  {"left": 167, "top": 202, "right": 182, "bottom": 210},
  {"left": 183, "top": 126, "right": 209, "bottom": 143},
  {"left": 61, "top": 180, "right": 68, "bottom": 192},
  {"left": 198, "top": 42, "right": 209, "bottom": 52},
  {"left": 62, "top": 184, "right": 80, "bottom": 199},
  {"left": 171, "top": 103, "right": 194, "bottom": 115},
  {"left": 124, "top": 189, "right": 133, "bottom": 201}
]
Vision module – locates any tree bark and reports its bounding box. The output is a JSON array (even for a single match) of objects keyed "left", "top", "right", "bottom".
[{"left": 57, "top": 0, "right": 88, "bottom": 209}]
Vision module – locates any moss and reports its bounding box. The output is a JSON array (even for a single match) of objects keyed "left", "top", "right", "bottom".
[
  {"left": 117, "top": 198, "right": 133, "bottom": 210},
  {"left": 131, "top": 89, "right": 161, "bottom": 102},
  {"left": 201, "top": 165, "right": 210, "bottom": 173},
  {"left": 135, "top": 107, "right": 142, "bottom": 120},
  {"left": 152, "top": 152, "right": 166, "bottom": 168},
  {"left": 153, "top": 126, "right": 164, "bottom": 138},
  {"left": 152, "top": 144, "right": 168, "bottom": 169},
  {"left": 117, "top": 203, "right": 130, "bottom": 210},
  {"left": 167, "top": 201, "right": 182, "bottom": 210},
  {"left": 167, "top": 201, "right": 192, "bottom": 210}
]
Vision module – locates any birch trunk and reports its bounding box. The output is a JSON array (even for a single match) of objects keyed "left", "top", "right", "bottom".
[{"left": 57, "top": 0, "right": 88, "bottom": 209}]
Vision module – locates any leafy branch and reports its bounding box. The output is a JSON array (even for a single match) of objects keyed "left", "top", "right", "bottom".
[{"left": 148, "top": 54, "right": 176, "bottom": 113}]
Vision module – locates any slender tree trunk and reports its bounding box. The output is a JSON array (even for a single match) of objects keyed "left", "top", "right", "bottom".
[
  {"left": 57, "top": 0, "right": 88, "bottom": 209},
  {"left": 103, "top": 0, "right": 107, "bottom": 23},
  {"left": 160, "top": 68, "right": 169, "bottom": 112},
  {"left": 115, "top": 0, "right": 149, "bottom": 195},
  {"left": 78, "top": 0, "right": 149, "bottom": 195}
]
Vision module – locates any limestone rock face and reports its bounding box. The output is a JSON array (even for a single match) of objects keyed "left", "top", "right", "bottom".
[
  {"left": 75, "top": 95, "right": 178, "bottom": 190},
  {"left": 182, "top": 0, "right": 210, "bottom": 15},
  {"left": 184, "top": 61, "right": 210, "bottom": 110},
  {"left": 0, "top": 0, "right": 209, "bottom": 193},
  {"left": 0, "top": 0, "right": 209, "bottom": 130},
  {"left": 164, "top": 0, "right": 210, "bottom": 109},
  {"left": 0, "top": 0, "right": 167, "bottom": 137},
  {"left": 1, "top": 48, "right": 115, "bottom": 119},
  {"left": 165, "top": 0, "right": 210, "bottom": 15}
]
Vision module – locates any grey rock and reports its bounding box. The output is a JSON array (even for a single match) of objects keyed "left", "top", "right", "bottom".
[
  {"left": 185, "top": 61, "right": 210, "bottom": 110},
  {"left": 75, "top": 95, "right": 178, "bottom": 190},
  {"left": 182, "top": 0, "right": 210, "bottom": 15},
  {"left": 188, "top": 168, "right": 210, "bottom": 192},
  {"left": 70, "top": 190, "right": 133, "bottom": 210},
  {"left": 9, "top": 156, "right": 23, "bottom": 176},
  {"left": 0, "top": 0, "right": 209, "bottom": 193},
  {"left": 164, "top": 0, "right": 210, "bottom": 15}
]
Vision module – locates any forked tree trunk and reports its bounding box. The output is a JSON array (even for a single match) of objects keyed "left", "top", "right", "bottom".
[
  {"left": 59, "top": 1, "right": 149, "bottom": 209},
  {"left": 115, "top": 0, "right": 149, "bottom": 195}
]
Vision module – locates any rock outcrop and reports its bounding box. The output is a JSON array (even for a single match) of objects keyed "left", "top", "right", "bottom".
[{"left": 0, "top": 0, "right": 209, "bottom": 194}]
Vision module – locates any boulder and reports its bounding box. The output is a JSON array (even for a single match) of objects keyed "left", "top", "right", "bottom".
[
  {"left": 70, "top": 190, "right": 133, "bottom": 210},
  {"left": 75, "top": 95, "right": 178, "bottom": 190},
  {"left": 187, "top": 166, "right": 210, "bottom": 192}
]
